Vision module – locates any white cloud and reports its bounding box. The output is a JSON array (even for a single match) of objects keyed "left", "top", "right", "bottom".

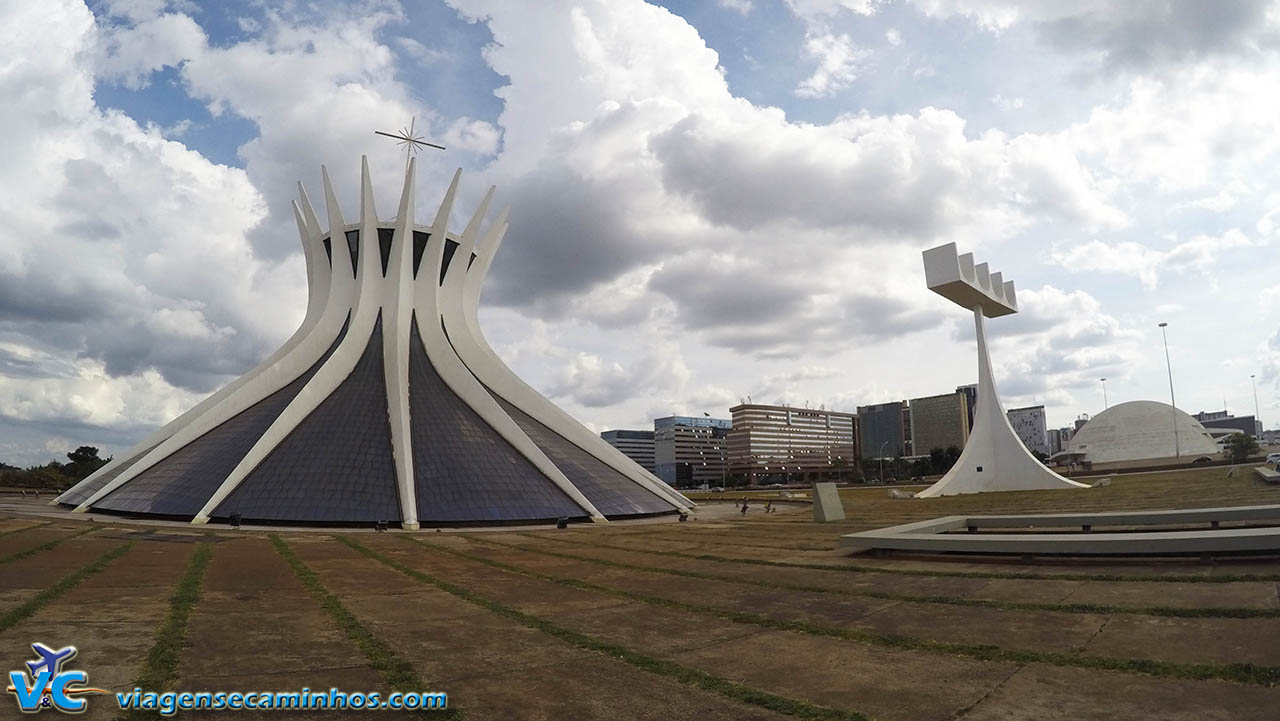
[
  {"left": 905, "top": 1, "right": 1280, "bottom": 72},
  {"left": 717, "top": 0, "right": 753, "bottom": 15},
  {"left": 795, "top": 30, "right": 867, "bottom": 98},
  {"left": 986, "top": 285, "right": 1143, "bottom": 404},
  {"left": 95, "top": 11, "right": 206, "bottom": 89},
  {"left": 8, "top": 0, "right": 1279, "bottom": 463},
  {"left": 395, "top": 36, "right": 449, "bottom": 65},
  {"left": 1185, "top": 179, "right": 1250, "bottom": 212},
  {"left": 1050, "top": 229, "right": 1260, "bottom": 290},
  {"left": 992, "top": 94, "right": 1023, "bottom": 111}
]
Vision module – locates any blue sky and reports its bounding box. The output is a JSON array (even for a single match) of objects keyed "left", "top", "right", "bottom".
[{"left": 1, "top": 0, "right": 1279, "bottom": 465}]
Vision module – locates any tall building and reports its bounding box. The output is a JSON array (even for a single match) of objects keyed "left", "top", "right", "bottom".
[
  {"left": 1048, "top": 427, "right": 1065, "bottom": 455},
  {"left": 902, "top": 404, "right": 914, "bottom": 456},
  {"left": 652, "top": 416, "right": 731, "bottom": 487},
  {"left": 58, "top": 160, "right": 691, "bottom": 526},
  {"left": 600, "top": 430, "right": 656, "bottom": 473},
  {"left": 909, "top": 391, "right": 970, "bottom": 454},
  {"left": 727, "top": 404, "right": 857, "bottom": 484},
  {"left": 857, "top": 401, "right": 906, "bottom": 459},
  {"left": 1007, "top": 405, "right": 1049, "bottom": 456},
  {"left": 956, "top": 384, "right": 977, "bottom": 431}
]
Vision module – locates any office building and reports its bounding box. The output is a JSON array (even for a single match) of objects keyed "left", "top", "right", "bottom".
[
  {"left": 727, "top": 404, "right": 857, "bottom": 484},
  {"left": 1048, "top": 427, "right": 1065, "bottom": 455},
  {"left": 1007, "top": 405, "right": 1049, "bottom": 456},
  {"left": 600, "top": 430, "right": 656, "bottom": 473},
  {"left": 857, "top": 401, "right": 907, "bottom": 459},
  {"left": 652, "top": 416, "right": 730, "bottom": 487},
  {"left": 909, "top": 391, "right": 970, "bottom": 454}
]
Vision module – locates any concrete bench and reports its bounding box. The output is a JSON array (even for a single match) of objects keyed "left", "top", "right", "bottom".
[
  {"left": 1257, "top": 466, "right": 1280, "bottom": 485},
  {"left": 841, "top": 504, "right": 1280, "bottom": 556}
]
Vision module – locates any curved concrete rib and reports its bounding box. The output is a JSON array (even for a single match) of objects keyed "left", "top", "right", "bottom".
[
  {"left": 450, "top": 225, "right": 693, "bottom": 512},
  {"left": 415, "top": 169, "right": 606, "bottom": 522},
  {"left": 383, "top": 158, "right": 420, "bottom": 528},
  {"left": 65, "top": 176, "right": 350, "bottom": 510},
  {"left": 191, "top": 157, "right": 386, "bottom": 523}
]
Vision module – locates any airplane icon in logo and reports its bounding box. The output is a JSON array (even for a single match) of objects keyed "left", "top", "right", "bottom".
[{"left": 26, "top": 643, "right": 77, "bottom": 678}]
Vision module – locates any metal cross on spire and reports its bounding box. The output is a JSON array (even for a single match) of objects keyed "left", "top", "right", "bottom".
[{"left": 374, "top": 116, "right": 445, "bottom": 169}]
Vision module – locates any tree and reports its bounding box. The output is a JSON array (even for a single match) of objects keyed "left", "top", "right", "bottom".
[
  {"left": 63, "top": 446, "right": 109, "bottom": 482},
  {"left": 1225, "top": 433, "right": 1261, "bottom": 463},
  {"left": 927, "top": 446, "right": 962, "bottom": 475}
]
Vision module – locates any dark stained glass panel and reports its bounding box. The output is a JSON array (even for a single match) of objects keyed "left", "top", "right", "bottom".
[
  {"left": 408, "top": 316, "right": 585, "bottom": 523},
  {"left": 213, "top": 315, "right": 400, "bottom": 523},
  {"left": 93, "top": 316, "right": 351, "bottom": 517}
]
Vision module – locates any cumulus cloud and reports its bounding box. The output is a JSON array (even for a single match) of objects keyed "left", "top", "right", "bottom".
[
  {"left": 795, "top": 30, "right": 867, "bottom": 98},
  {"left": 983, "top": 285, "right": 1143, "bottom": 402},
  {"left": 717, "top": 0, "right": 753, "bottom": 15},
  {"left": 94, "top": 11, "right": 206, "bottom": 88},
  {"left": 8, "top": 0, "right": 1274, "bottom": 463},
  {"left": 906, "top": 0, "right": 1280, "bottom": 72},
  {"left": 1050, "top": 229, "right": 1259, "bottom": 290}
]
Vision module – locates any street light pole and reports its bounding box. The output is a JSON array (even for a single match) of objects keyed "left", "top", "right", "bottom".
[
  {"left": 1252, "top": 374, "right": 1261, "bottom": 437},
  {"left": 1100, "top": 377, "right": 1108, "bottom": 410},
  {"left": 1159, "top": 322, "right": 1179, "bottom": 460},
  {"left": 879, "top": 441, "right": 889, "bottom": 482}
]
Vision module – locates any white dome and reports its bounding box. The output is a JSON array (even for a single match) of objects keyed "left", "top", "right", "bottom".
[{"left": 1067, "top": 400, "right": 1220, "bottom": 464}]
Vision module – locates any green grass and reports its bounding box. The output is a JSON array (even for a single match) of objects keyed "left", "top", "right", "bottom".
[
  {"left": 0, "top": 541, "right": 133, "bottom": 633},
  {"left": 270, "top": 535, "right": 459, "bottom": 719},
  {"left": 530, "top": 531, "right": 1280, "bottom": 585},
  {"left": 420, "top": 537, "right": 1280, "bottom": 687},
  {"left": 336, "top": 535, "right": 871, "bottom": 721},
  {"left": 0, "top": 525, "right": 98, "bottom": 566},
  {"left": 486, "top": 535, "right": 1280, "bottom": 619},
  {"left": 122, "top": 542, "right": 214, "bottom": 720}
]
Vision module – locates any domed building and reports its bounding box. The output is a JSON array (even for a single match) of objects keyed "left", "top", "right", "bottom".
[
  {"left": 1057, "top": 401, "right": 1221, "bottom": 471},
  {"left": 56, "top": 159, "right": 692, "bottom": 527}
]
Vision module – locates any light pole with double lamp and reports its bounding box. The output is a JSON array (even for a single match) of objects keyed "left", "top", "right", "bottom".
[{"left": 1158, "top": 322, "right": 1179, "bottom": 460}]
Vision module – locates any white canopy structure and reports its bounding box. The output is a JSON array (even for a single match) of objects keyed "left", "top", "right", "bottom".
[
  {"left": 57, "top": 158, "right": 692, "bottom": 527},
  {"left": 916, "top": 243, "right": 1087, "bottom": 497}
]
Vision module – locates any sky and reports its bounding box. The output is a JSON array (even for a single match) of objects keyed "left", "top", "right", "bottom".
[{"left": 2, "top": 0, "right": 1280, "bottom": 466}]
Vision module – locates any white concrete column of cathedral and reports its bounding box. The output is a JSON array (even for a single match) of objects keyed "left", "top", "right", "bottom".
[
  {"left": 56, "top": 158, "right": 691, "bottom": 527},
  {"left": 915, "top": 243, "right": 1087, "bottom": 497}
]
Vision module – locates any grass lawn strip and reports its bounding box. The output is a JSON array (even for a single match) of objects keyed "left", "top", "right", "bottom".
[
  {"left": 417, "top": 536, "right": 1279, "bottom": 688},
  {"left": 337, "top": 535, "right": 872, "bottom": 721},
  {"left": 0, "top": 541, "right": 133, "bottom": 632},
  {"left": 486, "top": 535, "right": 1280, "bottom": 621},
  {"left": 530, "top": 532, "right": 1280, "bottom": 585},
  {"left": 0, "top": 525, "right": 98, "bottom": 566},
  {"left": 269, "top": 535, "right": 460, "bottom": 719},
  {"left": 0, "top": 520, "right": 52, "bottom": 538},
  {"left": 122, "top": 542, "right": 213, "bottom": 720}
]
